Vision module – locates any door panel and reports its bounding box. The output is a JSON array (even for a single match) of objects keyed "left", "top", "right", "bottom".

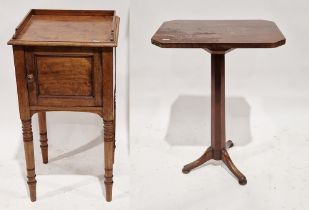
[
  {"left": 36, "top": 56, "right": 93, "bottom": 96},
  {"left": 25, "top": 47, "right": 102, "bottom": 107}
]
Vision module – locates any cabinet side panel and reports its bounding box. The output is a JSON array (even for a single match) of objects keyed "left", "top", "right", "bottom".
[{"left": 102, "top": 47, "right": 114, "bottom": 120}]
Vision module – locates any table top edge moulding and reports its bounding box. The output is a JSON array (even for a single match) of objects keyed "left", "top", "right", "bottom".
[
  {"left": 8, "top": 9, "right": 120, "bottom": 47},
  {"left": 151, "top": 19, "right": 286, "bottom": 49}
]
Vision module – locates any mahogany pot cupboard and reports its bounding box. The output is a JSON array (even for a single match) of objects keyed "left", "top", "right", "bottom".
[{"left": 8, "top": 9, "right": 119, "bottom": 202}]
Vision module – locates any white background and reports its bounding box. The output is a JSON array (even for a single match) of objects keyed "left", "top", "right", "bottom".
[
  {"left": 0, "top": 0, "right": 129, "bottom": 209},
  {"left": 1, "top": 0, "right": 309, "bottom": 209},
  {"left": 130, "top": 0, "right": 309, "bottom": 210}
]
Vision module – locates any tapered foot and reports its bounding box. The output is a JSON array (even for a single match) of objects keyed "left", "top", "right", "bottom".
[
  {"left": 40, "top": 147, "right": 48, "bottom": 164},
  {"left": 22, "top": 120, "right": 37, "bottom": 202},
  {"left": 182, "top": 147, "right": 213, "bottom": 174},
  {"left": 104, "top": 175, "right": 113, "bottom": 202},
  {"left": 222, "top": 149, "right": 247, "bottom": 185},
  {"left": 28, "top": 180, "right": 37, "bottom": 202}
]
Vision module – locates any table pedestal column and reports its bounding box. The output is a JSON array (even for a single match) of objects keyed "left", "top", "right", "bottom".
[{"left": 182, "top": 50, "right": 247, "bottom": 185}]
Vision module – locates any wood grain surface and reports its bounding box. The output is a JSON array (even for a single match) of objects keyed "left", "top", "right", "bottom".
[
  {"left": 152, "top": 20, "right": 286, "bottom": 49},
  {"left": 8, "top": 9, "right": 119, "bottom": 47}
]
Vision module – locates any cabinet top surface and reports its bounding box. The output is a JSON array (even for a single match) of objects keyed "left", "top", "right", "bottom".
[
  {"left": 8, "top": 9, "right": 119, "bottom": 47},
  {"left": 151, "top": 20, "right": 286, "bottom": 49}
]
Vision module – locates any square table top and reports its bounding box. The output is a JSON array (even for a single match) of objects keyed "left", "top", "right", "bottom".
[
  {"left": 151, "top": 20, "right": 285, "bottom": 49},
  {"left": 8, "top": 9, "right": 119, "bottom": 47}
]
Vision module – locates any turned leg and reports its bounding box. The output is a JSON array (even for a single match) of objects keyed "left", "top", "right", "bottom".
[
  {"left": 22, "top": 120, "right": 37, "bottom": 202},
  {"left": 182, "top": 147, "right": 213, "bottom": 174},
  {"left": 222, "top": 149, "right": 247, "bottom": 185},
  {"left": 38, "top": 112, "right": 48, "bottom": 164},
  {"left": 104, "top": 120, "right": 114, "bottom": 202}
]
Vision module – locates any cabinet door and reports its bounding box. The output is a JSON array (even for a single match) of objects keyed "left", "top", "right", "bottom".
[{"left": 25, "top": 47, "right": 102, "bottom": 107}]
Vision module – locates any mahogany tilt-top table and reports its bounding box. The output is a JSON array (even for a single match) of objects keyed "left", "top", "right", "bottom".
[
  {"left": 8, "top": 9, "right": 119, "bottom": 202},
  {"left": 152, "top": 20, "right": 285, "bottom": 185}
]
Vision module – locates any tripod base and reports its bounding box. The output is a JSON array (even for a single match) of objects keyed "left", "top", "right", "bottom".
[{"left": 182, "top": 140, "right": 247, "bottom": 185}]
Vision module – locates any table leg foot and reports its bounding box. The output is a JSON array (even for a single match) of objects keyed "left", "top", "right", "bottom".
[
  {"left": 226, "top": 140, "right": 234, "bottom": 149},
  {"left": 183, "top": 141, "right": 247, "bottom": 185},
  {"left": 22, "top": 120, "right": 37, "bottom": 202},
  {"left": 182, "top": 147, "right": 213, "bottom": 174},
  {"left": 221, "top": 149, "right": 247, "bottom": 185}
]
